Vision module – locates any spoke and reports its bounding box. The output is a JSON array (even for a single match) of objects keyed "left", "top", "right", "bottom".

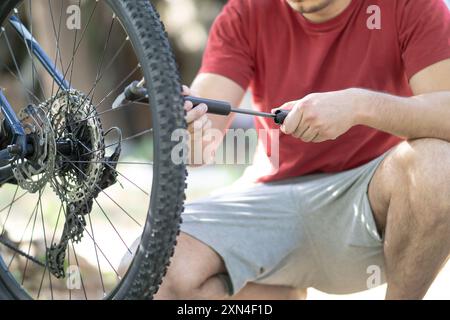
[
  {"left": 87, "top": 213, "right": 106, "bottom": 297},
  {"left": 71, "top": 97, "right": 149, "bottom": 128},
  {"left": 67, "top": 234, "right": 72, "bottom": 300},
  {"left": 29, "top": 2, "right": 47, "bottom": 99},
  {"left": 49, "top": 201, "right": 85, "bottom": 300},
  {"left": 48, "top": 179, "right": 123, "bottom": 277},
  {"left": 0, "top": 191, "right": 29, "bottom": 215},
  {"left": 83, "top": 39, "right": 129, "bottom": 103},
  {"left": 86, "top": 15, "right": 116, "bottom": 106},
  {"left": 1, "top": 27, "right": 39, "bottom": 103},
  {"left": 50, "top": 203, "right": 63, "bottom": 246},
  {"left": 70, "top": 37, "right": 131, "bottom": 124},
  {"left": 71, "top": 179, "right": 105, "bottom": 297},
  {"left": 21, "top": 188, "right": 44, "bottom": 285},
  {"left": 71, "top": 64, "right": 142, "bottom": 131},
  {"left": 28, "top": 3, "right": 36, "bottom": 96},
  {"left": 71, "top": 223, "right": 120, "bottom": 278},
  {"left": 1, "top": 186, "right": 19, "bottom": 236},
  {"left": 0, "top": 234, "right": 45, "bottom": 267},
  {"left": 68, "top": 0, "right": 82, "bottom": 88},
  {"left": 57, "top": 152, "right": 141, "bottom": 227},
  {"left": 0, "top": 175, "right": 14, "bottom": 186},
  {"left": 50, "top": 1, "right": 98, "bottom": 100},
  {"left": 103, "top": 128, "right": 154, "bottom": 149},
  {"left": 36, "top": 199, "right": 49, "bottom": 299},
  {"left": 81, "top": 128, "right": 154, "bottom": 157},
  {"left": 7, "top": 206, "right": 35, "bottom": 269},
  {"left": 70, "top": 241, "right": 88, "bottom": 300},
  {"left": 14, "top": 6, "right": 47, "bottom": 100},
  {"left": 92, "top": 64, "right": 141, "bottom": 110},
  {"left": 47, "top": 265, "right": 54, "bottom": 300},
  {"left": 64, "top": 1, "right": 98, "bottom": 77},
  {"left": 0, "top": 59, "right": 40, "bottom": 103},
  {"left": 59, "top": 158, "right": 152, "bottom": 196},
  {"left": 38, "top": 203, "right": 63, "bottom": 300},
  {"left": 93, "top": 197, "right": 131, "bottom": 254},
  {"left": 71, "top": 139, "right": 149, "bottom": 195},
  {"left": 97, "top": 97, "right": 150, "bottom": 115},
  {"left": 62, "top": 160, "right": 153, "bottom": 166},
  {"left": 48, "top": 0, "right": 67, "bottom": 99},
  {"left": 38, "top": 188, "right": 52, "bottom": 299}
]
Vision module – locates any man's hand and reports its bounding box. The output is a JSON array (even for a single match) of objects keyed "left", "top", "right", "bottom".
[
  {"left": 182, "top": 85, "right": 213, "bottom": 166},
  {"left": 183, "top": 85, "right": 208, "bottom": 125},
  {"left": 274, "top": 89, "right": 360, "bottom": 143}
]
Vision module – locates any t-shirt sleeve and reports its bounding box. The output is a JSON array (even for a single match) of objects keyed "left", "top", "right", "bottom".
[
  {"left": 199, "top": 0, "right": 255, "bottom": 90},
  {"left": 397, "top": 0, "right": 450, "bottom": 79}
]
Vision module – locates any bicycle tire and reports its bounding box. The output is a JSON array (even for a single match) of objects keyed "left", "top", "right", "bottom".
[{"left": 0, "top": 0, "right": 187, "bottom": 300}]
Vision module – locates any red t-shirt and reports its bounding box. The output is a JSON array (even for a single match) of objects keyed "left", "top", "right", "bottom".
[{"left": 199, "top": 0, "right": 450, "bottom": 183}]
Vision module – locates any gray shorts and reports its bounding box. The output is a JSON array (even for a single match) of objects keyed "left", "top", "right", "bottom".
[{"left": 181, "top": 153, "right": 388, "bottom": 295}]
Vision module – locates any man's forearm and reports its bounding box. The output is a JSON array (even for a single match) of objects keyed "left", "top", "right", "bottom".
[{"left": 355, "top": 89, "right": 450, "bottom": 142}]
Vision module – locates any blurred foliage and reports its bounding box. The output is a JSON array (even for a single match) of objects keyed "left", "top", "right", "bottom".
[
  {"left": 0, "top": 0, "right": 229, "bottom": 146},
  {"left": 153, "top": 0, "right": 227, "bottom": 84}
]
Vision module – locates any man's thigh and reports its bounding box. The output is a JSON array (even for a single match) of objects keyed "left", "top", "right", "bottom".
[
  {"left": 180, "top": 180, "right": 313, "bottom": 295},
  {"left": 180, "top": 156, "right": 388, "bottom": 295}
]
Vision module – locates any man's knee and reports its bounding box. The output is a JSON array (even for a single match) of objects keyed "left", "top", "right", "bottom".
[
  {"left": 156, "top": 232, "right": 225, "bottom": 299},
  {"left": 395, "top": 138, "right": 450, "bottom": 172},
  {"left": 371, "top": 138, "right": 450, "bottom": 230},
  {"left": 389, "top": 138, "right": 450, "bottom": 223},
  {"left": 394, "top": 139, "right": 450, "bottom": 189}
]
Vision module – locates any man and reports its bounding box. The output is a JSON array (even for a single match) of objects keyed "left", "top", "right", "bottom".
[{"left": 156, "top": 0, "right": 450, "bottom": 299}]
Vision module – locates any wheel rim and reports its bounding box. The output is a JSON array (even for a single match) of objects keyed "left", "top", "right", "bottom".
[{"left": 0, "top": 0, "right": 158, "bottom": 299}]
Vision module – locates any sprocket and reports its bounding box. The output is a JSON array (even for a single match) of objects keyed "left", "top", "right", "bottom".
[{"left": 48, "top": 90, "right": 105, "bottom": 203}]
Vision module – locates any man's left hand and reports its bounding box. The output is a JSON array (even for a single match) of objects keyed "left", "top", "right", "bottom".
[{"left": 274, "top": 88, "right": 363, "bottom": 143}]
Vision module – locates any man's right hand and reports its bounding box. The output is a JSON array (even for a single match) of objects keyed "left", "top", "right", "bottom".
[
  {"left": 180, "top": 74, "right": 246, "bottom": 166},
  {"left": 182, "top": 85, "right": 213, "bottom": 166},
  {"left": 183, "top": 85, "right": 209, "bottom": 127}
]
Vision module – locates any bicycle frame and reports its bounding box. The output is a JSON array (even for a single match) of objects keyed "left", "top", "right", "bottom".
[{"left": 0, "top": 14, "right": 69, "bottom": 166}]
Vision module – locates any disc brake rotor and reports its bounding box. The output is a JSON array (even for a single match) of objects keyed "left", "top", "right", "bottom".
[{"left": 12, "top": 105, "right": 56, "bottom": 193}]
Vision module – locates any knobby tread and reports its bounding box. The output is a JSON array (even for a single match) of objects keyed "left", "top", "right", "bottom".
[{"left": 108, "top": 0, "right": 187, "bottom": 300}]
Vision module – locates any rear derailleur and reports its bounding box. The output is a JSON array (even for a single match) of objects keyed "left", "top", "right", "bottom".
[{"left": 47, "top": 136, "right": 122, "bottom": 279}]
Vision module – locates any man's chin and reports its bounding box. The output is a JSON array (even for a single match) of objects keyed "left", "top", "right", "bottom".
[
  {"left": 287, "top": 3, "right": 306, "bottom": 13},
  {"left": 287, "top": 0, "right": 333, "bottom": 14}
]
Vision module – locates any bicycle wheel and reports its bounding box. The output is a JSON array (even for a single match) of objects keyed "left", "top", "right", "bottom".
[{"left": 0, "top": 0, "right": 186, "bottom": 299}]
